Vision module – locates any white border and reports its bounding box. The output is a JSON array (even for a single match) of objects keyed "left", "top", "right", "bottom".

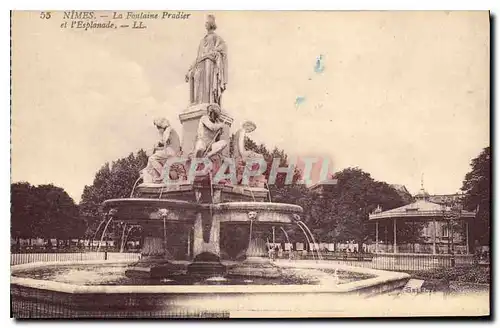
[
  {"left": 3, "top": 0, "right": 497, "bottom": 327},
  {"left": 2, "top": 0, "right": 499, "bottom": 10}
]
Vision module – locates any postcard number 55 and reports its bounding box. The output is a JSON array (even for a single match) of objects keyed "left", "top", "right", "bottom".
[{"left": 40, "top": 12, "right": 51, "bottom": 19}]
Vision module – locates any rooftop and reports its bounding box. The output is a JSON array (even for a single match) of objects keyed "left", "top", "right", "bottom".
[{"left": 369, "top": 199, "right": 476, "bottom": 221}]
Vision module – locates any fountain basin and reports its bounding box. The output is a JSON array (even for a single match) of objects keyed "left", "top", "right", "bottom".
[
  {"left": 101, "top": 198, "right": 201, "bottom": 223},
  {"left": 98, "top": 198, "right": 304, "bottom": 279},
  {"left": 11, "top": 259, "right": 410, "bottom": 318},
  {"left": 101, "top": 199, "right": 302, "bottom": 225}
]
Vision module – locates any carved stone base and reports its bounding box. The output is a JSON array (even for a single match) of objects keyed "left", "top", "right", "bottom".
[
  {"left": 187, "top": 252, "right": 226, "bottom": 276},
  {"left": 228, "top": 237, "right": 281, "bottom": 278},
  {"left": 141, "top": 237, "right": 169, "bottom": 258},
  {"left": 246, "top": 237, "right": 268, "bottom": 257}
]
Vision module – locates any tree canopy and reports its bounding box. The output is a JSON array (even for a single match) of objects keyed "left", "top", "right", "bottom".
[
  {"left": 461, "top": 146, "right": 490, "bottom": 245},
  {"left": 80, "top": 149, "right": 148, "bottom": 219},
  {"left": 11, "top": 182, "right": 84, "bottom": 241},
  {"left": 79, "top": 149, "right": 148, "bottom": 240},
  {"left": 297, "top": 168, "right": 413, "bottom": 245}
]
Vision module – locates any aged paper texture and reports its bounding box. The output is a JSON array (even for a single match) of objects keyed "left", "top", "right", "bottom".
[{"left": 10, "top": 11, "right": 490, "bottom": 319}]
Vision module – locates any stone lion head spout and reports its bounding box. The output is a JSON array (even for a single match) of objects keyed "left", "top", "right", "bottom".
[{"left": 247, "top": 211, "right": 258, "bottom": 220}]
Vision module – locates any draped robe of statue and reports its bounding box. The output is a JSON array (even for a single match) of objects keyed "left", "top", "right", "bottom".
[{"left": 188, "top": 31, "right": 228, "bottom": 106}]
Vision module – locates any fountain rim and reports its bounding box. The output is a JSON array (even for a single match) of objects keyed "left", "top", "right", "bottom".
[
  {"left": 101, "top": 198, "right": 203, "bottom": 210},
  {"left": 207, "top": 202, "right": 303, "bottom": 213},
  {"left": 11, "top": 259, "right": 409, "bottom": 295},
  {"left": 100, "top": 199, "right": 303, "bottom": 214}
]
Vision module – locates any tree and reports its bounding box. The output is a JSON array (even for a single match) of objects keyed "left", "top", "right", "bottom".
[
  {"left": 11, "top": 182, "right": 84, "bottom": 247},
  {"left": 80, "top": 149, "right": 150, "bottom": 248},
  {"left": 79, "top": 162, "right": 112, "bottom": 219},
  {"left": 79, "top": 149, "right": 148, "bottom": 241},
  {"left": 461, "top": 146, "right": 490, "bottom": 246},
  {"left": 302, "top": 168, "right": 412, "bottom": 248},
  {"left": 11, "top": 182, "right": 37, "bottom": 244},
  {"left": 37, "top": 184, "right": 82, "bottom": 242}
]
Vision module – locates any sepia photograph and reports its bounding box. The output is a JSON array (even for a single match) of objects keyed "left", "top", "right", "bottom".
[{"left": 10, "top": 10, "right": 491, "bottom": 318}]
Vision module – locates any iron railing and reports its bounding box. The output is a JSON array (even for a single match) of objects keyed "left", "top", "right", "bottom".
[
  {"left": 10, "top": 252, "right": 140, "bottom": 266},
  {"left": 277, "top": 251, "right": 476, "bottom": 271}
]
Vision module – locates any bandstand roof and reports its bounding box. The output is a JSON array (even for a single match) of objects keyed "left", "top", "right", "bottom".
[{"left": 368, "top": 199, "right": 476, "bottom": 221}]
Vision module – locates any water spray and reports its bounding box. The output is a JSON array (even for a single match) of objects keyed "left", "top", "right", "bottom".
[
  {"left": 97, "top": 209, "right": 116, "bottom": 253},
  {"left": 130, "top": 176, "right": 143, "bottom": 198}
]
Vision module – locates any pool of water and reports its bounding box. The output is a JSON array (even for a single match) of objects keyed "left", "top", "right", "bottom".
[{"left": 12, "top": 263, "right": 374, "bottom": 286}]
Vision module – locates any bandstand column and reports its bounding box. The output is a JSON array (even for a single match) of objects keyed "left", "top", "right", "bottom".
[
  {"left": 375, "top": 222, "right": 379, "bottom": 253},
  {"left": 432, "top": 218, "right": 437, "bottom": 255},
  {"left": 412, "top": 220, "right": 416, "bottom": 253},
  {"left": 393, "top": 218, "right": 397, "bottom": 254}
]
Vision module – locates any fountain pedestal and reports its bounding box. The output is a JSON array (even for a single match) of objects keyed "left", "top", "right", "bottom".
[
  {"left": 125, "top": 224, "right": 183, "bottom": 279},
  {"left": 192, "top": 212, "right": 220, "bottom": 256},
  {"left": 229, "top": 237, "right": 281, "bottom": 278},
  {"left": 187, "top": 211, "right": 226, "bottom": 275},
  {"left": 187, "top": 252, "right": 226, "bottom": 276},
  {"left": 141, "top": 236, "right": 167, "bottom": 257}
]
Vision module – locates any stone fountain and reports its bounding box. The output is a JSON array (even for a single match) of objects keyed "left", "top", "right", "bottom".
[{"left": 101, "top": 14, "right": 302, "bottom": 280}]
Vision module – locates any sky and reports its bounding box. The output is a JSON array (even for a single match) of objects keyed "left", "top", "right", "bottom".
[{"left": 11, "top": 11, "right": 490, "bottom": 202}]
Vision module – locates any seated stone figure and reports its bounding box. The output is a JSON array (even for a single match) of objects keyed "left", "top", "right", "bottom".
[
  {"left": 233, "top": 121, "right": 264, "bottom": 161},
  {"left": 192, "top": 103, "right": 228, "bottom": 159},
  {"left": 142, "top": 118, "right": 181, "bottom": 183},
  {"left": 233, "top": 121, "right": 266, "bottom": 186}
]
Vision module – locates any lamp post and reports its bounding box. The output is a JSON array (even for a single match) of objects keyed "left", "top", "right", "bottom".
[{"left": 443, "top": 202, "right": 462, "bottom": 267}]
